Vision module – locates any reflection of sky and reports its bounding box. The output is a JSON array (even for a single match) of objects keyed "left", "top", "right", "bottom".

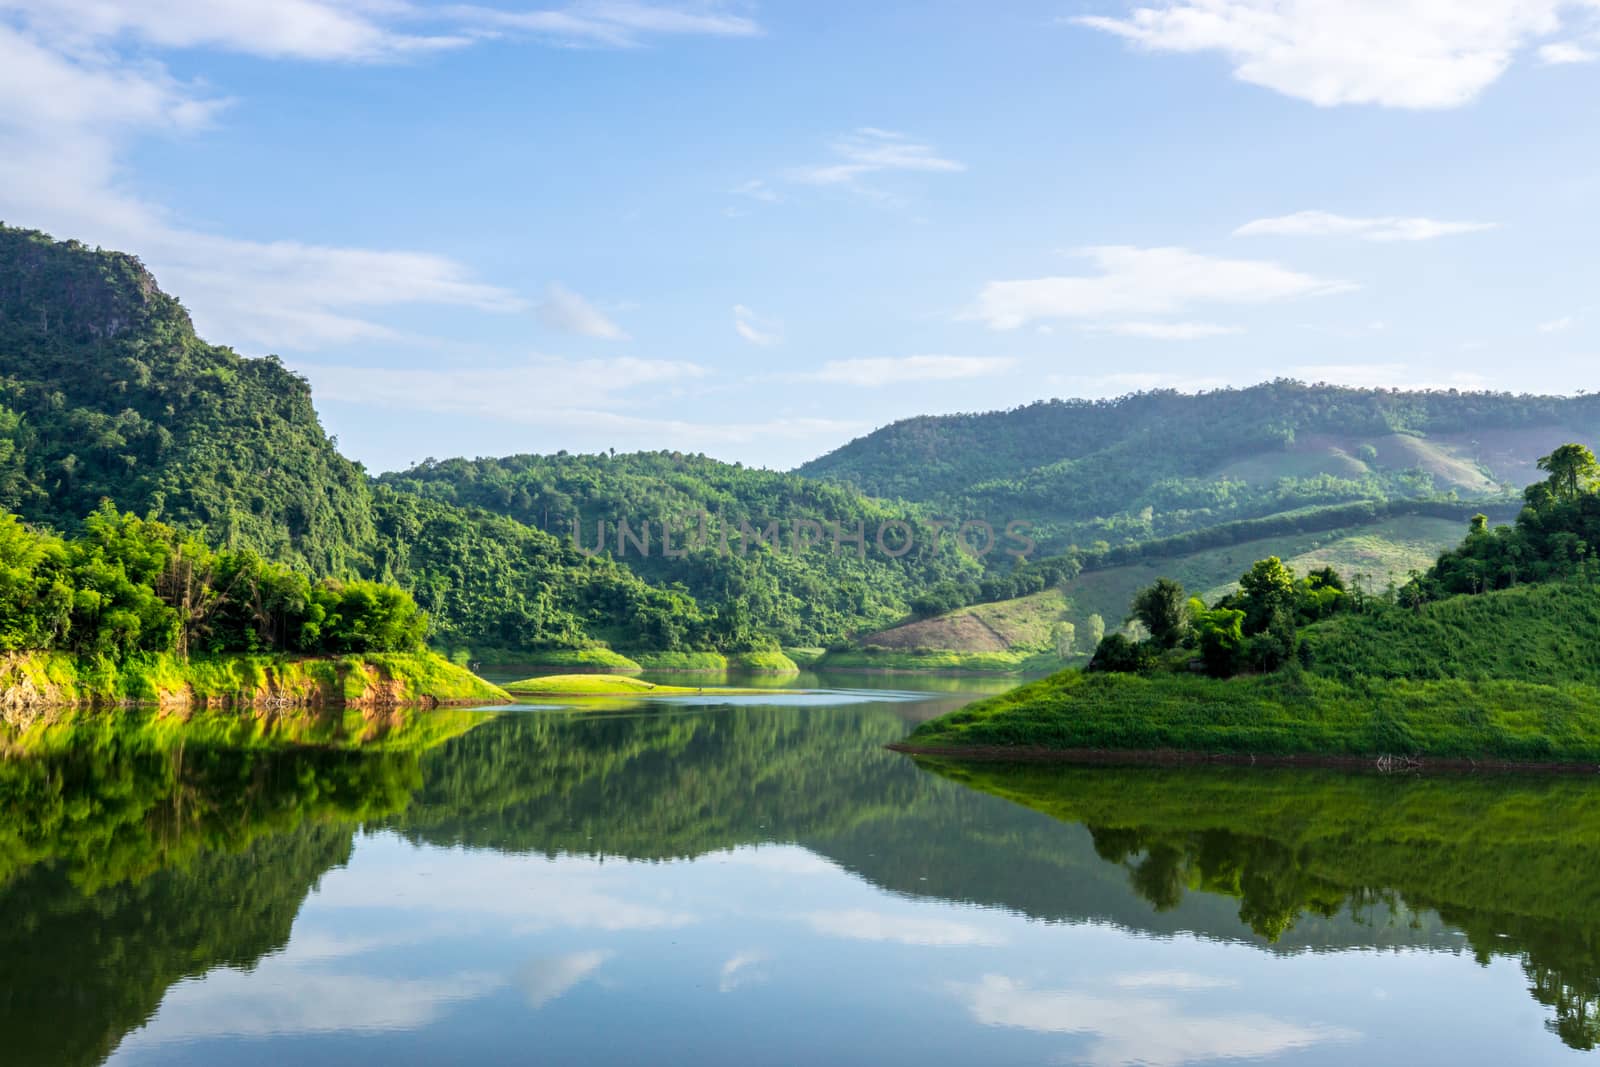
[{"left": 104, "top": 833, "right": 1574, "bottom": 1067}]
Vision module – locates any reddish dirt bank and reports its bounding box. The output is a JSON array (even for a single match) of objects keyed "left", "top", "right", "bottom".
[{"left": 887, "top": 742, "right": 1600, "bottom": 775}]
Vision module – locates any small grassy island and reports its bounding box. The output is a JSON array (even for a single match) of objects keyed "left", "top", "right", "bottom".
[
  {"left": 503, "top": 674, "right": 776, "bottom": 697},
  {"left": 900, "top": 445, "right": 1600, "bottom": 769}
]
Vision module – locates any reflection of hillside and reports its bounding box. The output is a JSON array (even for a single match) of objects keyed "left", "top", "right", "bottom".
[
  {"left": 0, "top": 713, "right": 462, "bottom": 1067},
  {"left": 916, "top": 760, "right": 1600, "bottom": 1050},
  {"left": 0, "top": 826, "right": 355, "bottom": 1067},
  {"left": 391, "top": 703, "right": 925, "bottom": 858},
  {"left": 0, "top": 711, "right": 446, "bottom": 892}
]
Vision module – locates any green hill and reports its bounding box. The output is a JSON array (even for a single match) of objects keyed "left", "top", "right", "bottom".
[
  {"left": 0, "top": 224, "right": 376, "bottom": 573},
  {"left": 800, "top": 381, "right": 1600, "bottom": 554},
  {"left": 905, "top": 454, "right": 1600, "bottom": 763},
  {"left": 379, "top": 450, "right": 984, "bottom": 647}
]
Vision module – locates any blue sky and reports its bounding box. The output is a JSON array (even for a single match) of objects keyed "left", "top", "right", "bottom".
[{"left": 4, "top": 2, "right": 1600, "bottom": 472}]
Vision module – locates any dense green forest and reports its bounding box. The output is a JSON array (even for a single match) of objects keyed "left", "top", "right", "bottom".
[{"left": 379, "top": 452, "right": 987, "bottom": 646}]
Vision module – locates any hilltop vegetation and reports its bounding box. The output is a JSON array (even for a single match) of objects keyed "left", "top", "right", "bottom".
[
  {"left": 0, "top": 225, "right": 375, "bottom": 573},
  {"left": 801, "top": 382, "right": 1600, "bottom": 553},
  {"left": 907, "top": 444, "right": 1600, "bottom": 762},
  {"left": 380, "top": 451, "right": 986, "bottom": 647}
]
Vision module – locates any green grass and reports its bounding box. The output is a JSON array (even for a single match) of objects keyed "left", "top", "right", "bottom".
[
  {"left": 906, "top": 667, "right": 1600, "bottom": 762},
  {"left": 1302, "top": 581, "right": 1600, "bottom": 685},
  {"left": 818, "top": 648, "right": 1067, "bottom": 673},
  {"left": 502, "top": 673, "right": 770, "bottom": 696},
  {"left": 727, "top": 650, "right": 800, "bottom": 673},
  {"left": 784, "top": 646, "right": 827, "bottom": 666},
  {"left": 1059, "top": 515, "right": 1463, "bottom": 637}
]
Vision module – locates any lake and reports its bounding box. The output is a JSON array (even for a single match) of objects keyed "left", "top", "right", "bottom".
[{"left": 3, "top": 674, "right": 1598, "bottom": 1065}]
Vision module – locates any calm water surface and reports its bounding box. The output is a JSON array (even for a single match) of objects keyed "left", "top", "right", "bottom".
[{"left": 4, "top": 673, "right": 1599, "bottom": 1065}]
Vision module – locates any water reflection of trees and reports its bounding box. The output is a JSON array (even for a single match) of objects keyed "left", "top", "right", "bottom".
[
  {"left": 10, "top": 703, "right": 1600, "bottom": 1059},
  {"left": 919, "top": 759, "right": 1600, "bottom": 1052}
]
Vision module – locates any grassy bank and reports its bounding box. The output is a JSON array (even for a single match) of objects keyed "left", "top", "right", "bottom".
[
  {"left": 902, "top": 667, "right": 1600, "bottom": 764},
  {"left": 819, "top": 648, "right": 1066, "bottom": 673},
  {"left": 502, "top": 673, "right": 772, "bottom": 696},
  {"left": 1, "top": 650, "right": 508, "bottom": 715},
  {"left": 631, "top": 650, "right": 800, "bottom": 673}
]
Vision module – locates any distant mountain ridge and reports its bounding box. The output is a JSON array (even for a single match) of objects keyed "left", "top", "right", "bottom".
[{"left": 797, "top": 382, "right": 1600, "bottom": 554}]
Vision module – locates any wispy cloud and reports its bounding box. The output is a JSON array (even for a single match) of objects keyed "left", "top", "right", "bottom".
[
  {"left": 1235, "top": 210, "right": 1497, "bottom": 242},
  {"left": 803, "top": 908, "right": 1006, "bottom": 947},
  {"left": 733, "top": 304, "right": 781, "bottom": 346},
  {"left": 0, "top": 2, "right": 757, "bottom": 353},
  {"left": 1539, "top": 315, "right": 1576, "bottom": 333},
  {"left": 539, "top": 283, "right": 630, "bottom": 340},
  {"left": 1072, "top": 1, "right": 1588, "bottom": 109},
  {"left": 800, "top": 355, "right": 1016, "bottom": 387},
  {"left": 1093, "top": 321, "right": 1244, "bottom": 341},
  {"left": 972, "top": 246, "right": 1353, "bottom": 331},
  {"left": 1540, "top": 40, "right": 1598, "bottom": 64},
  {"left": 449, "top": 2, "right": 761, "bottom": 49},
  {"left": 955, "top": 974, "right": 1355, "bottom": 1067},
  {"left": 518, "top": 951, "right": 612, "bottom": 1009},
  {"left": 785, "top": 127, "right": 965, "bottom": 187},
  {"left": 1290, "top": 362, "right": 1492, "bottom": 390}
]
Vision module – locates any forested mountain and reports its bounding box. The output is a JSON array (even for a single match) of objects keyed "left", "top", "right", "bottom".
[
  {"left": 0, "top": 224, "right": 375, "bottom": 573},
  {"left": 799, "top": 383, "right": 1600, "bottom": 553},
  {"left": 379, "top": 452, "right": 986, "bottom": 646}
]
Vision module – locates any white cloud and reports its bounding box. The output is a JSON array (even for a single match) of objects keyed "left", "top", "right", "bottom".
[
  {"left": 302, "top": 356, "right": 864, "bottom": 459},
  {"left": 1234, "top": 210, "right": 1497, "bottom": 241},
  {"left": 957, "top": 973, "right": 1356, "bottom": 1067},
  {"left": 1074, "top": 1, "right": 1587, "bottom": 108},
  {"left": 0, "top": 2, "right": 757, "bottom": 354},
  {"left": 308, "top": 355, "right": 708, "bottom": 414},
  {"left": 120, "top": 966, "right": 505, "bottom": 1047},
  {"left": 1112, "top": 970, "right": 1240, "bottom": 991},
  {"left": 0, "top": 1, "right": 758, "bottom": 59},
  {"left": 785, "top": 127, "right": 965, "bottom": 187},
  {"left": 1540, "top": 40, "right": 1599, "bottom": 63},
  {"left": 518, "top": 951, "right": 612, "bottom": 1008},
  {"left": 802, "top": 355, "right": 1017, "bottom": 387},
  {"left": 1094, "top": 321, "right": 1243, "bottom": 340},
  {"left": 1539, "top": 315, "right": 1576, "bottom": 332},
  {"left": 803, "top": 908, "right": 1007, "bottom": 947},
  {"left": 0, "top": 0, "right": 468, "bottom": 61},
  {"left": 734, "top": 304, "right": 782, "bottom": 346},
  {"left": 973, "top": 246, "right": 1353, "bottom": 331},
  {"left": 539, "top": 283, "right": 630, "bottom": 340},
  {"left": 448, "top": 2, "right": 761, "bottom": 48}
]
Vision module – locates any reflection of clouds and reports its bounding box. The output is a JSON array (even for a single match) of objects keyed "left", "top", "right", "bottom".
[
  {"left": 119, "top": 966, "right": 504, "bottom": 1048},
  {"left": 718, "top": 951, "right": 770, "bottom": 993},
  {"left": 313, "top": 847, "right": 697, "bottom": 932},
  {"left": 804, "top": 908, "right": 1006, "bottom": 947},
  {"left": 1113, "top": 971, "right": 1239, "bottom": 991},
  {"left": 956, "top": 974, "right": 1355, "bottom": 1067},
  {"left": 711, "top": 845, "right": 839, "bottom": 876},
  {"left": 519, "top": 951, "right": 613, "bottom": 1008}
]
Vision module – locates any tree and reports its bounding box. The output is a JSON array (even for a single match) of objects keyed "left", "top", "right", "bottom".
[
  {"left": 1130, "top": 578, "right": 1189, "bottom": 648},
  {"left": 1537, "top": 443, "right": 1599, "bottom": 501},
  {"left": 1051, "top": 620, "right": 1076, "bottom": 658},
  {"left": 1238, "top": 557, "right": 1296, "bottom": 635},
  {"left": 1087, "top": 613, "right": 1106, "bottom": 647}
]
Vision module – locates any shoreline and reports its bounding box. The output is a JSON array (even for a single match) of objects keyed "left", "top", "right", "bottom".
[{"left": 887, "top": 741, "right": 1600, "bottom": 775}]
